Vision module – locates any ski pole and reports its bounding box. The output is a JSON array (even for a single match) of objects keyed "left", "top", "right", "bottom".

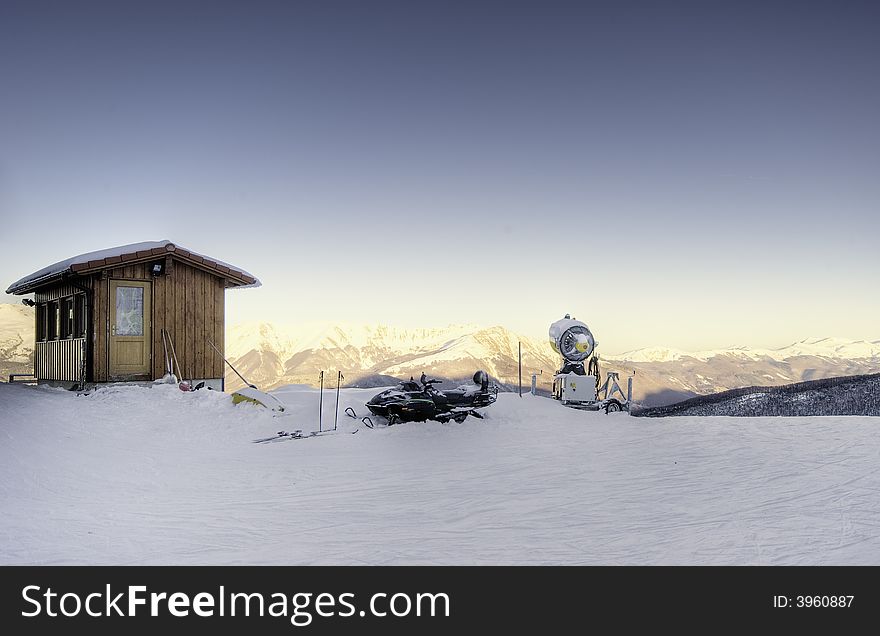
[
  {"left": 208, "top": 339, "right": 253, "bottom": 388},
  {"left": 161, "top": 329, "right": 171, "bottom": 376},
  {"left": 166, "top": 330, "right": 183, "bottom": 381},
  {"left": 518, "top": 341, "right": 522, "bottom": 397},
  {"left": 319, "top": 371, "right": 324, "bottom": 433},
  {"left": 334, "top": 370, "right": 343, "bottom": 431}
]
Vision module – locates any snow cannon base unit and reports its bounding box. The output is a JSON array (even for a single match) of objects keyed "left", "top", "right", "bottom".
[
  {"left": 555, "top": 374, "right": 598, "bottom": 403},
  {"left": 366, "top": 371, "right": 498, "bottom": 425},
  {"left": 549, "top": 314, "right": 632, "bottom": 414}
]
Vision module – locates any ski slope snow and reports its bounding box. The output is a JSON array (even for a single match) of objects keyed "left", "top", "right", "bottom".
[{"left": 1, "top": 382, "right": 879, "bottom": 565}]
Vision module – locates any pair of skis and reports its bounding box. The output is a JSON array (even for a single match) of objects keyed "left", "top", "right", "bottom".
[
  {"left": 252, "top": 429, "right": 359, "bottom": 444},
  {"left": 253, "top": 430, "right": 309, "bottom": 443},
  {"left": 252, "top": 407, "right": 362, "bottom": 443}
]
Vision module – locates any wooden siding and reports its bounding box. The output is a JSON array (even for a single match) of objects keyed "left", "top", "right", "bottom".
[
  {"left": 35, "top": 284, "right": 80, "bottom": 303},
  {"left": 35, "top": 338, "right": 85, "bottom": 382},
  {"left": 29, "top": 256, "right": 227, "bottom": 384},
  {"left": 154, "top": 261, "right": 224, "bottom": 381},
  {"left": 92, "top": 274, "right": 108, "bottom": 382},
  {"left": 90, "top": 259, "right": 225, "bottom": 382}
]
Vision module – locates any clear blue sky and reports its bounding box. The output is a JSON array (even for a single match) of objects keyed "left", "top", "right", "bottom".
[{"left": 1, "top": 0, "right": 878, "bottom": 352}]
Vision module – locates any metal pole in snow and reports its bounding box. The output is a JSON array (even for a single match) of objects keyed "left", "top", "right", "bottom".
[
  {"left": 319, "top": 371, "right": 324, "bottom": 433},
  {"left": 518, "top": 341, "right": 522, "bottom": 397},
  {"left": 334, "top": 370, "right": 343, "bottom": 431}
]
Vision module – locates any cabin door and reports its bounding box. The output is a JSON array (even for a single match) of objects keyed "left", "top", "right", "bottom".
[{"left": 109, "top": 280, "right": 152, "bottom": 378}]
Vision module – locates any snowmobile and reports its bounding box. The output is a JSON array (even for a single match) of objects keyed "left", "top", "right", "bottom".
[{"left": 366, "top": 371, "right": 498, "bottom": 424}]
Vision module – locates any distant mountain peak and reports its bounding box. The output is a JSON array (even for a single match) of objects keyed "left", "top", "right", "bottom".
[{"left": 613, "top": 337, "right": 880, "bottom": 363}]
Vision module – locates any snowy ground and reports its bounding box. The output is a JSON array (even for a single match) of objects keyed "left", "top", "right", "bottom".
[{"left": 1, "top": 382, "right": 879, "bottom": 565}]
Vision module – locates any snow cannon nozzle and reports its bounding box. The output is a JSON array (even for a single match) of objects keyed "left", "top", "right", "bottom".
[{"left": 549, "top": 315, "right": 596, "bottom": 364}]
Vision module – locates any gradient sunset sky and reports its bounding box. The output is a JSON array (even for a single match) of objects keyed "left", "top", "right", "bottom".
[{"left": 1, "top": 0, "right": 877, "bottom": 353}]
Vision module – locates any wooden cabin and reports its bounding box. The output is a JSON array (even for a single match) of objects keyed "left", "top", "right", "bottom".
[{"left": 5, "top": 240, "right": 258, "bottom": 389}]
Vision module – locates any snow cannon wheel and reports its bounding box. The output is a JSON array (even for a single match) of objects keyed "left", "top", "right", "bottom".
[{"left": 604, "top": 400, "right": 622, "bottom": 414}]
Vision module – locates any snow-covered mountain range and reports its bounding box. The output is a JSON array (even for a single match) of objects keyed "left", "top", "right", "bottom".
[
  {"left": 2, "top": 303, "right": 879, "bottom": 406},
  {"left": 0, "top": 304, "right": 34, "bottom": 380},
  {"left": 224, "top": 321, "right": 880, "bottom": 405},
  {"left": 618, "top": 338, "right": 880, "bottom": 363},
  {"left": 613, "top": 337, "right": 880, "bottom": 405},
  {"left": 225, "top": 321, "right": 558, "bottom": 393}
]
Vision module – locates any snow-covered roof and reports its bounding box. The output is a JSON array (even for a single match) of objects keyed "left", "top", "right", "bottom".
[{"left": 6, "top": 240, "right": 260, "bottom": 294}]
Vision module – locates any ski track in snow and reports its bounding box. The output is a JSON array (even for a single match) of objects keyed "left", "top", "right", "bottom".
[{"left": 1, "top": 382, "right": 879, "bottom": 565}]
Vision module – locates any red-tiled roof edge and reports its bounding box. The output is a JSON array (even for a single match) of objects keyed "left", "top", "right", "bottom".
[{"left": 67, "top": 243, "right": 256, "bottom": 285}]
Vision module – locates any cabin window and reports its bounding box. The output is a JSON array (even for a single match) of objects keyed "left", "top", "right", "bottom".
[
  {"left": 47, "top": 301, "right": 59, "bottom": 340},
  {"left": 36, "top": 304, "right": 47, "bottom": 341},
  {"left": 61, "top": 297, "right": 75, "bottom": 339},
  {"left": 74, "top": 294, "right": 86, "bottom": 337}
]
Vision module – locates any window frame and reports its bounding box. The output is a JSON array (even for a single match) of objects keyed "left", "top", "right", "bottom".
[
  {"left": 61, "top": 297, "right": 74, "bottom": 339},
  {"left": 47, "top": 300, "right": 59, "bottom": 340},
  {"left": 74, "top": 294, "right": 86, "bottom": 338},
  {"left": 36, "top": 303, "right": 47, "bottom": 342},
  {"left": 37, "top": 294, "right": 88, "bottom": 342}
]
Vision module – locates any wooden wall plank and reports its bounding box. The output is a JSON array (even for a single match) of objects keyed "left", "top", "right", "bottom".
[
  {"left": 179, "top": 266, "right": 187, "bottom": 379},
  {"left": 214, "top": 276, "right": 222, "bottom": 378},
  {"left": 35, "top": 284, "right": 77, "bottom": 302},
  {"left": 101, "top": 274, "right": 108, "bottom": 382},
  {"left": 203, "top": 270, "right": 210, "bottom": 378},
  {"left": 93, "top": 276, "right": 100, "bottom": 381},
  {"left": 184, "top": 265, "right": 194, "bottom": 380},
  {"left": 102, "top": 274, "right": 109, "bottom": 382},
  {"left": 153, "top": 275, "right": 165, "bottom": 378},
  {"left": 93, "top": 275, "right": 107, "bottom": 382},
  {"left": 176, "top": 263, "right": 186, "bottom": 379},
  {"left": 204, "top": 273, "right": 213, "bottom": 377},
  {"left": 206, "top": 276, "right": 215, "bottom": 377},
  {"left": 173, "top": 263, "right": 184, "bottom": 379},
  {"left": 166, "top": 264, "right": 175, "bottom": 376},
  {"left": 113, "top": 263, "right": 153, "bottom": 280},
  {"left": 215, "top": 278, "right": 224, "bottom": 379},
  {"left": 190, "top": 269, "right": 198, "bottom": 378},
  {"left": 195, "top": 269, "right": 205, "bottom": 378}
]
